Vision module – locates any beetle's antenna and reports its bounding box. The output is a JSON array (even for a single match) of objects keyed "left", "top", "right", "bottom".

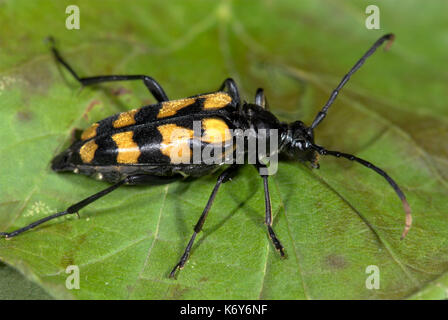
[
  {"left": 310, "top": 143, "right": 412, "bottom": 239},
  {"left": 308, "top": 34, "right": 395, "bottom": 134}
]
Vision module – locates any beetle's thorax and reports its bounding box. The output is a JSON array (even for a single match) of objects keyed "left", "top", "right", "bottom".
[
  {"left": 240, "top": 103, "right": 318, "bottom": 167},
  {"left": 242, "top": 103, "right": 283, "bottom": 131}
]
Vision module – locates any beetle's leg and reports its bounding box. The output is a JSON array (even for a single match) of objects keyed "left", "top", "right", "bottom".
[
  {"left": 0, "top": 174, "right": 179, "bottom": 238},
  {"left": 48, "top": 37, "right": 169, "bottom": 102},
  {"left": 218, "top": 78, "right": 241, "bottom": 109},
  {"left": 218, "top": 78, "right": 240, "bottom": 102},
  {"left": 170, "top": 165, "right": 239, "bottom": 278},
  {"left": 257, "top": 168, "right": 285, "bottom": 256},
  {"left": 255, "top": 88, "right": 269, "bottom": 110}
]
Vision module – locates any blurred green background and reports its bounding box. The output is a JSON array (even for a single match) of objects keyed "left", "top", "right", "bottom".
[{"left": 0, "top": 0, "right": 447, "bottom": 299}]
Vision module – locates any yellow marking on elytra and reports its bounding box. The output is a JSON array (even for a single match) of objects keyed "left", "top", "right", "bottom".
[
  {"left": 113, "top": 109, "right": 138, "bottom": 128},
  {"left": 158, "top": 124, "right": 194, "bottom": 164},
  {"left": 157, "top": 98, "right": 196, "bottom": 118},
  {"left": 79, "top": 139, "right": 98, "bottom": 163},
  {"left": 112, "top": 131, "right": 141, "bottom": 164},
  {"left": 200, "top": 92, "right": 232, "bottom": 109},
  {"left": 81, "top": 123, "right": 99, "bottom": 140},
  {"left": 201, "top": 118, "right": 231, "bottom": 144}
]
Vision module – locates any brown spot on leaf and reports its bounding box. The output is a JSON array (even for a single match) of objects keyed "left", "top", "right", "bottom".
[
  {"left": 19, "top": 63, "right": 53, "bottom": 96},
  {"left": 110, "top": 86, "right": 131, "bottom": 96},
  {"left": 325, "top": 254, "right": 347, "bottom": 269},
  {"left": 167, "top": 284, "right": 189, "bottom": 300},
  {"left": 60, "top": 234, "right": 87, "bottom": 268},
  {"left": 83, "top": 99, "right": 101, "bottom": 121},
  {"left": 16, "top": 110, "right": 33, "bottom": 122},
  {"left": 60, "top": 252, "right": 75, "bottom": 268}
]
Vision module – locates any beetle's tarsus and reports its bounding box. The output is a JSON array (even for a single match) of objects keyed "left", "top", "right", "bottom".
[
  {"left": 169, "top": 264, "right": 181, "bottom": 279},
  {"left": 278, "top": 248, "right": 286, "bottom": 258},
  {"left": 384, "top": 33, "right": 395, "bottom": 51},
  {"left": 400, "top": 200, "right": 412, "bottom": 240}
]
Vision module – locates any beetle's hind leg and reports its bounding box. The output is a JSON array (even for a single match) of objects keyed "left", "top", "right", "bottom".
[
  {"left": 0, "top": 174, "right": 179, "bottom": 238},
  {"left": 47, "top": 37, "right": 169, "bottom": 102},
  {"left": 170, "top": 165, "right": 239, "bottom": 278}
]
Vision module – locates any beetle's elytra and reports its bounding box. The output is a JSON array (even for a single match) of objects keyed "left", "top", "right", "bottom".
[{"left": 1, "top": 34, "right": 412, "bottom": 278}]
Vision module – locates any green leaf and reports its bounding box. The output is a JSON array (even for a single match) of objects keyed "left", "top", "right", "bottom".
[
  {"left": 1, "top": 0, "right": 447, "bottom": 299},
  {"left": 0, "top": 261, "right": 53, "bottom": 299}
]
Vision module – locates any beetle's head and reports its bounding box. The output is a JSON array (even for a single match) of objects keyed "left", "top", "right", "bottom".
[{"left": 282, "top": 121, "right": 319, "bottom": 168}]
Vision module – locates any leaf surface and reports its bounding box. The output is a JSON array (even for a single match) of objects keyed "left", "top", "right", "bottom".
[{"left": 0, "top": 0, "right": 447, "bottom": 299}]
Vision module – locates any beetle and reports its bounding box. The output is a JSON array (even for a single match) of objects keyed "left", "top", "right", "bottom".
[{"left": 1, "top": 34, "right": 411, "bottom": 278}]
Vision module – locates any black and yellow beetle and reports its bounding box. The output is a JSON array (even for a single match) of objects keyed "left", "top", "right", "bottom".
[{"left": 1, "top": 34, "right": 412, "bottom": 278}]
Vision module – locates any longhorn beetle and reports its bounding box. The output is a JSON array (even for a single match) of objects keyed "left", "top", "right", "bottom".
[{"left": 1, "top": 34, "right": 412, "bottom": 278}]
